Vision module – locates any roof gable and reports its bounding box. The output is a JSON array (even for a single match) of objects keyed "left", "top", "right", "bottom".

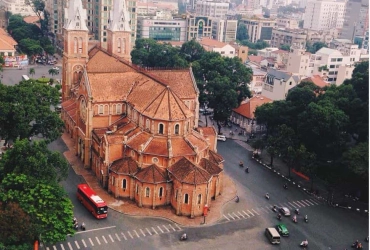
[
  {"left": 135, "top": 164, "right": 169, "bottom": 183},
  {"left": 199, "top": 158, "right": 222, "bottom": 175},
  {"left": 110, "top": 156, "right": 139, "bottom": 175},
  {"left": 169, "top": 157, "right": 212, "bottom": 184}
]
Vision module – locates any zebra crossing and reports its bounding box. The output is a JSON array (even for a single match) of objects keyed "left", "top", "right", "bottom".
[
  {"left": 47, "top": 223, "right": 182, "bottom": 250},
  {"left": 222, "top": 198, "right": 321, "bottom": 221}
]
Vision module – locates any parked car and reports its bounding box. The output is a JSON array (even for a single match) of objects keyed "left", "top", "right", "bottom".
[
  {"left": 217, "top": 135, "right": 226, "bottom": 142},
  {"left": 279, "top": 207, "right": 290, "bottom": 216},
  {"left": 276, "top": 224, "right": 289, "bottom": 236}
]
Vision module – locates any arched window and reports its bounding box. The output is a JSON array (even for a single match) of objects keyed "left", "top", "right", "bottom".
[
  {"left": 122, "top": 39, "right": 126, "bottom": 54},
  {"left": 117, "top": 38, "right": 121, "bottom": 53},
  {"left": 73, "top": 37, "right": 78, "bottom": 53},
  {"left": 145, "top": 187, "right": 150, "bottom": 197},
  {"left": 136, "top": 184, "right": 139, "bottom": 194},
  {"left": 78, "top": 37, "right": 83, "bottom": 53},
  {"left": 159, "top": 187, "right": 163, "bottom": 197},
  {"left": 184, "top": 193, "right": 189, "bottom": 204},
  {"left": 122, "top": 179, "right": 127, "bottom": 189},
  {"left": 146, "top": 119, "right": 150, "bottom": 130},
  {"left": 197, "top": 194, "right": 202, "bottom": 204},
  {"left": 116, "top": 104, "right": 122, "bottom": 114},
  {"left": 158, "top": 123, "right": 164, "bottom": 134},
  {"left": 111, "top": 176, "right": 115, "bottom": 186},
  {"left": 174, "top": 124, "right": 180, "bottom": 135}
]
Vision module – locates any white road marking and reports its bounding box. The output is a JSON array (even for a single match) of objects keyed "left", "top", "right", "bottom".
[
  {"left": 237, "top": 211, "right": 245, "bottom": 218},
  {"left": 300, "top": 200, "right": 310, "bottom": 206},
  {"left": 282, "top": 203, "right": 292, "bottom": 209},
  {"left": 67, "top": 242, "right": 73, "bottom": 250},
  {"left": 108, "top": 234, "right": 114, "bottom": 242},
  {"left": 152, "top": 227, "right": 158, "bottom": 234},
  {"left": 60, "top": 244, "right": 65, "bottom": 250},
  {"left": 95, "top": 236, "right": 101, "bottom": 245},
  {"left": 81, "top": 239, "right": 87, "bottom": 247},
  {"left": 288, "top": 202, "right": 296, "bottom": 208},
  {"left": 74, "top": 240, "right": 80, "bottom": 249},
  {"left": 74, "top": 225, "right": 116, "bottom": 235},
  {"left": 228, "top": 213, "right": 235, "bottom": 220},
  {"left": 175, "top": 224, "right": 182, "bottom": 230},
  {"left": 296, "top": 201, "right": 306, "bottom": 207},
  {"left": 305, "top": 199, "right": 315, "bottom": 205},
  {"left": 169, "top": 224, "right": 176, "bottom": 231},
  {"left": 242, "top": 210, "right": 250, "bottom": 217},
  {"left": 260, "top": 207, "right": 269, "bottom": 213},
  {"left": 162, "top": 225, "right": 170, "bottom": 232},
  {"left": 146, "top": 228, "right": 152, "bottom": 235},
  {"left": 247, "top": 210, "right": 254, "bottom": 216},
  {"left": 232, "top": 212, "right": 240, "bottom": 219},
  {"left": 102, "top": 235, "right": 108, "bottom": 244},
  {"left": 128, "top": 231, "right": 134, "bottom": 239},
  {"left": 46, "top": 247, "right": 50, "bottom": 250},
  {"left": 121, "top": 232, "right": 128, "bottom": 240},
  {"left": 53, "top": 246, "right": 57, "bottom": 250},
  {"left": 309, "top": 199, "right": 319, "bottom": 205},
  {"left": 140, "top": 229, "right": 146, "bottom": 236},
  {"left": 133, "top": 230, "right": 140, "bottom": 238},
  {"left": 252, "top": 209, "right": 260, "bottom": 215},
  {"left": 115, "top": 233, "right": 121, "bottom": 241},
  {"left": 223, "top": 214, "right": 231, "bottom": 221},
  {"left": 292, "top": 201, "right": 301, "bottom": 208},
  {"left": 89, "top": 238, "right": 94, "bottom": 246},
  {"left": 157, "top": 226, "right": 164, "bottom": 233}
]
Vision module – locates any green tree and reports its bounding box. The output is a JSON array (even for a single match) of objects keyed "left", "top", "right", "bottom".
[
  {"left": 0, "top": 80, "right": 63, "bottom": 143},
  {"left": 236, "top": 23, "right": 249, "bottom": 41},
  {"left": 0, "top": 55, "right": 4, "bottom": 72},
  {"left": 18, "top": 38, "right": 43, "bottom": 57},
  {"left": 306, "top": 41, "right": 327, "bottom": 54},
  {"left": 0, "top": 139, "right": 68, "bottom": 183},
  {"left": 44, "top": 44, "right": 56, "bottom": 55},
  {"left": 0, "top": 173, "right": 75, "bottom": 244},
  {"left": 180, "top": 39, "right": 206, "bottom": 62},
  {"left": 342, "top": 142, "right": 368, "bottom": 179},
  {"left": 280, "top": 44, "right": 291, "bottom": 51},
  {"left": 48, "top": 68, "right": 59, "bottom": 76},
  {"left": 29, "top": 67, "right": 35, "bottom": 77},
  {"left": 25, "top": 0, "right": 48, "bottom": 36}
]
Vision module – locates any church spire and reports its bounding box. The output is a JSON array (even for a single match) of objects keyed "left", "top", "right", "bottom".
[
  {"left": 108, "top": 0, "right": 131, "bottom": 32},
  {"left": 64, "top": 0, "right": 88, "bottom": 31}
]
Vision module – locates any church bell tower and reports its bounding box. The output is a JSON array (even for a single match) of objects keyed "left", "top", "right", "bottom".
[
  {"left": 62, "top": 0, "right": 89, "bottom": 101},
  {"left": 107, "top": 0, "right": 132, "bottom": 61}
]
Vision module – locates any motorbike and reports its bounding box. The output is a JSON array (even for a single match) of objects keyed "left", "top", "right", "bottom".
[
  {"left": 366, "top": 236, "right": 369, "bottom": 242},
  {"left": 74, "top": 223, "right": 79, "bottom": 230},
  {"left": 180, "top": 233, "right": 187, "bottom": 241},
  {"left": 295, "top": 209, "right": 300, "bottom": 215},
  {"left": 235, "top": 196, "right": 239, "bottom": 203},
  {"left": 304, "top": 216, "right": 308, "bottom": 223},
  {"left": 245, "top": 167, "right": 249, "bottom": 173},
  {"left": 283, "top": 184, "right": 288, "bottom": 190},
  {"left": 300, "top": 241, "right": 308, "bottom": 247},
  {"left": 293, "top": 217, "right": 297, "bottom": 223},
  {"left": 272, "top": 206, "right": 278, "bottom": 212},
  {"left": 81, "top": 222, "right": 86, "bottom": 231},
  {"left": 277, "top": 214, "right": 282, "bottom": 221},
  {"left": 352, "top": 241, "right": 363, "bottom": 249},
  {"left": 265, "top": 194, "right": 270, "bottom": 200}
]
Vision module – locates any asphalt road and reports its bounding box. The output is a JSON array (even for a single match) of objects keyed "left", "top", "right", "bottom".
[{"left": 44, "top": 137, "right": 369, "bottom": 250}]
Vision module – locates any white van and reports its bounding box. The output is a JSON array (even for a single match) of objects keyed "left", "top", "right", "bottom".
[
  {"left": 217, "top": 135, "right": 226, "bottom": 141},
  {"left": 265, "top": 228, "right": 281, "bottom": 244}
]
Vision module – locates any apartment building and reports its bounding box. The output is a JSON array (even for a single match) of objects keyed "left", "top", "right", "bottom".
[
  {"left": 1, "top": 0, "right": 34, "bottom": 16},
  {"left": 0, "top": 7, "right": 7, "bottom": 29},
  {"left": 229, "top": 41, "right": 249, "bottom": 63},
  {"left": 211, "top": 19, "right": 237, "bottom": 43},
  {"left": 276, "top": 18, "right": 299, "bottom": 29},
  {"left": 271, "top": 28, "right": 307, "bottom": 49},
  {"left": 240, "top": 17, "right": 276, "bottom": 43},
  {"left": 45, "top": 0, "right": 137, "bottom": 50},
  {"left": 137, "top": 17, "right": 187, "bottom": 41},
  {"left": 198, "top": 37, "right": 236, "bottom": 58},
  {"left": 186, "top": 15, "right": 213, "bottom": 41},
  {"left": 303, "top": 0, "right": 345, "bottom": 31},
  {"left": 136, "top": 2, "right": 178, "bottom": 15},
  {"left": 341, "top": 0, "right": 369, "bottom": 41},
  {"left": 286, "top": 47, "right": 311, "bottom": 76},
  {"left": 195, "top": 1, "right": 229, "bottom": 18},
  {"left": 262, "top": 68, "right": 300, "bottom": 101}
]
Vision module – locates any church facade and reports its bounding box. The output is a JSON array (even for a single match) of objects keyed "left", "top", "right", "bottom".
[{"left": 61, "top": 0, "right": 224, "bottom": 217}]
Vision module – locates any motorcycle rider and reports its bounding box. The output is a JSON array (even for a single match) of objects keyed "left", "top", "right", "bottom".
[
  {"left": 295, "top": 208, "right": 300, "bottom": 214},
  {"left": 293, "top": 215, "right": 297, "bottom": 222},
  {"left": 180, "top": 233, "right": 187, "bottom": 240},
  {"left": 301, "top": 239, "right": 308, "bottom": 246},
  {"left": 239, "top": 161, "right": 244, "bottom": 167},
  {"left": 304, "top": 215, "right": 308, "bottom": 221},
  {"left": 81, "top": 222, "right": 86, "bottom": 230},
  {"left": 265, "top": 193, "right": 269, "bottom": 199},
  {"left": 235, "top": 195, "right": 239, "bottom": 203},
  {"left": 277, "top": 213, "right": 282, "bottom": 220},
  {"left": 283, "top": 183, "right": 288, "bottom": 189}
]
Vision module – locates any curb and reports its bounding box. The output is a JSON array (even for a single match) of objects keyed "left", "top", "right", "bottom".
[{"left": 251, "top": 156, "right": 369, "bottom": 214}]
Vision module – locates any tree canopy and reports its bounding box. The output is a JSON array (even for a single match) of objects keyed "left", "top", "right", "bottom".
[
  {"left": 306, "top": 41, "right": 328, "bottom": 54},
  {"left": 0, "top": 80, "right": 64, "bottom": 143},
  {"left": 236, "top": 23, "right": 249, "bottom": 41}
]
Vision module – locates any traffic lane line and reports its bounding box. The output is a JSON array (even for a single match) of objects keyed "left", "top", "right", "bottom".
[{"left": 74, "top": 225, "right": 116, "bottom": 235}]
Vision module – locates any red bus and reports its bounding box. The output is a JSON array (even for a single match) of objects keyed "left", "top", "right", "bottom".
[{"left": 77, "top": 184, "right": 108, "bottom": 219}]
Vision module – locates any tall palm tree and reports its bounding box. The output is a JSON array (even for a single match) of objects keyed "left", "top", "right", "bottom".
[
  {"left": 29, "top": 68, "right": 35, "bottom": 77},
  {"left": 48, "top": 68, "right": 58, "bottom": 77}
]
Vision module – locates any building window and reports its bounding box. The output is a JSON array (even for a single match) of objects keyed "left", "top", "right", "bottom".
[
  {"left": 159, "top": 187, "right": 163, "bottom": 197},
  {"left": 122, "top": 179, "right": 127, "bottom": 189},
  {"left": 116, "top": 104, "right": 122, "bottom": 114},
  {"left": 98, "top": 105, "right": 104, "bottom": 114},
  {"left": 158, "top": 123, "right": 164, "bottom": 134},
  {"left": 174, "top": 124, "right": 179, "bottom": 135},
  {"left": 197, "top": 194, "right": 201, "bottom": 204},
  {"left": 152, "top": 157, "right": 159, "bottom": 163},
  {"left": 136, "top": 184, "right": 139, "bottom": 194},
  {"left": 146, "top": 119, "right": 150, "bottom": 130},
  {"left": 111, "top": 176, "right": 115, "bottom": 186},
  {"left": 145, "top": 187, "right": 150, "bottom": 197},
  {"left": 184, "top": 193, "right": 189, "bottom": 204}
]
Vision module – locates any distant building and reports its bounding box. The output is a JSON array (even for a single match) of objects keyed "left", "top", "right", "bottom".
[
  {"left": 240, "top": 17, "right": 276, "bottom": 43},
  {"left": 0, "top": 28, "right": 17, "bottom": 57},
  {"left": 186, "top": 15, "right": 213, "bottom": 41},
  {"left": 0, "top": 7, "right": 7, "bottom": 29},
  {"left": 229, "top": 41, "right": 249, "bottom": 63},
  {"left": 276, "top": 18, "right": 299, "bottom": 29},
  {"left": 211, "top": 19, "right": 237, "bottom": 43},
  {"left": 301, "top": 75, "right": 330, "bottom": 89},
  {"left": 1, "top": 0, "right": 34, "bottom": 16},
  {"left": 195, "top": 1, "right": 229, "bottom": 19},
  {"left": 198, "top": 37, "right": 236, "bottom": 58},
  {"left": 341, "top": 0, "right": 369, "bottom": 41},
  {"left": 137, "top": 18, "right": 187, "bottom": 41},
  {"left": 256, "top": 47, "right": 279, "bottom": 57},
  {"left": 303, "top": 0, "right": 345, "bottom": 31},
  {"left": 271, "top": 28, "right": 307, "bottom": 49},
  {"left": 262, "top": 68, "right": 299, "bottom": 100},
  {"left": 286, "top": 47, "right": 311, "bottom": 77}
]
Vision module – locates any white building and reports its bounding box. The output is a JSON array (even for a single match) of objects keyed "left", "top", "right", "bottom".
[
  {"left": 262, "top": 68, "right": 300, "bottom": 100},
  {"left": 303, "top": 0, "right": 345, "bottom": 31},
  {"left": 195, "top": 1, "right": 230, "bottom": 18},
  {"left": 1, "top": 0, "right": 35, "bottom": 16},
  {"left": 137, "top": 18, "right": 187, "bottom": 41},
  {"left": 198, "top": 37, "right": 236, "bottom": 58},
  {"left": 211, "top": 19, "right": 237, "bottom": 43},
  {"left": 286, "top": 47, "right": 311, "bottom": 77}
]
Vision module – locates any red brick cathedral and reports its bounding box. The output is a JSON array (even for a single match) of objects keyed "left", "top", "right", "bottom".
[{"left": 61, "top": 0, "right": 224, "bottom": 217}]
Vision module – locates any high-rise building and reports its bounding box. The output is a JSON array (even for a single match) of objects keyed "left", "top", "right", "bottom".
[
  {"left": 137, "top": 17, "right": 187, "bottom": 41},
  {"left": 0, "top": 0, "right": 34, "bottom": 16},
  {"left": 195, "top": 1, "right": 230, "bottom": 19},
  {"left": 340, "top": 0, "right": 369, "bottom": 41},
  {"left": 240, "top": 17, "right": 276, "bottom": 43},
  {"left": 211, "top": 19, "right": 237, "bottom": 43},
  {"left": 186, "top": 15, "right": 213, "bottom": 41},
  {"left": 303, "top": 0, "right": 345, "bottom": 31}
]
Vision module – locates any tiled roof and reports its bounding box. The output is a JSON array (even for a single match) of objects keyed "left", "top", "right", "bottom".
[
  {"left": 143, "top": 137, "right": 168, "bottom": 156},
  {"left": 169, "top": 157, "right": 212, "bottom": 184},
  {"left": 197, "top": 127, "right": 216, "bottom": 137},
  {"left": 23, "top": 16, "right": 40, "bottom": 26},
  {"left": 110, "top": 156, "right": 139, "bottom": 175},
  {"left": 248, "top": 55, "right": 264, "bottom": 64},
  {"left": 149, "top": 70, "right": 197, "bottom": 99},
  {"left": 126, "top": 131, "right": 152, "bottom": 151},
  {"left": 267, "top": 68, "right": 292, "bottom": 81},
  {"left": 199, "top": 158, "right": 222, "bottom": 175},
  {"left": 208, "top": 150, "right": 224, "bottom": 165},
  {"left": 301, "top": 75, "right": 329, "bottom": 88},
  {"left": 87, "top": 49, "right": 136, "bottom": 73},
  {"left": 171, "top": 137, "right": 195, "bottom": 157},
  {"left": 135, "top": 164, "right": 169, "bottom": 184},
  {"left": 0, "top": 28, "right": 17, "bottom": 50},
  {"left": 232, "top": 95, "right": 272, "bottom": 119},
  {"left": 185, "top": 133, "right": 209, "bottom": 152},
  {"left": 271, "top": 49, "right": 289, "bottom": 54},
  {"left": 199, "top": 37, "right": 228, "bottom": 48}
]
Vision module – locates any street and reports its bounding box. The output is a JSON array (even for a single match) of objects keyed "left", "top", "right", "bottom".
[{"left": 45, "top": 137, "right": 369, "bottom": 250}]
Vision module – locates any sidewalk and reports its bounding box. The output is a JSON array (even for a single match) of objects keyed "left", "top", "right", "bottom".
[{"left": 61, "top": 133, "right": 237, "bottom": 227}]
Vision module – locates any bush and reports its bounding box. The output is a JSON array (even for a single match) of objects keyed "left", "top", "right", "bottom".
[{"left": 36, "top": 77, "right": 50, "bottom": 84}]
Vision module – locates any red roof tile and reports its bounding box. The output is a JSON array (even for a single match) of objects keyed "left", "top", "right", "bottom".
[
  {"left": 169, "top": 157, "right": 212, "bottom": 184},
  {"left": 199, "top": 158, "right": 222, "bottom": 175},
  {"left": 135, "top": 164, "right": 169, "bottom": 184},
  {"left": 301, "top": 75, "right": 330, "bottom": 88},
  {"left": 110, "top": 156, "right": 139, "bottom": 175},
  {"left": 208, "top": 150, "right": 224, "bottom": 165},
  {"left": 232, "top": 95, "right": 272, "bottom": 119}
]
